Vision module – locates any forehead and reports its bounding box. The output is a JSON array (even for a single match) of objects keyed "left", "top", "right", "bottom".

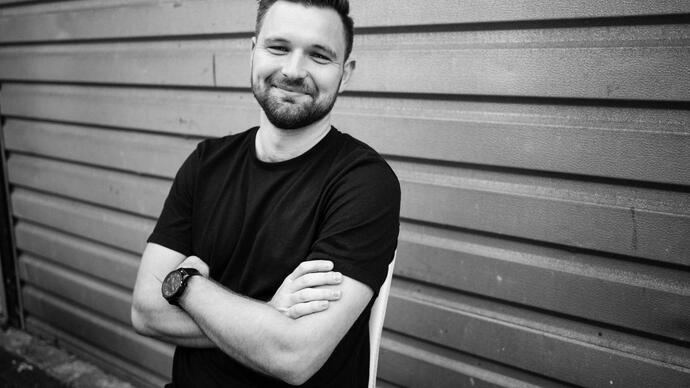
[{"left": 258, "top": 1, "right": 346, "bottom": 57}]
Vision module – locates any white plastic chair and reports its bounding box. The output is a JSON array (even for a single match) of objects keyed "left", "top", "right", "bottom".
[{"left": 368, "top": 255, "right": 396, "bottom": 388}]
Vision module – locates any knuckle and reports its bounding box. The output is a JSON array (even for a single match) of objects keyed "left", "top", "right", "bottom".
[
  {"left": 291, "top": 304, "right": 305, "bottom": 318},
  {"left": 305, "top": 301, "right": 319, "bottom": 312},
  {"left": 306, "top": 273, "right": 320, "bottom": 283},
  {"left": 305, "top": 289, "right": 319, "bottom": 300},
  {"left": 295, "top": 291, "right": 307, "bottom": 303},
  {"left": 294, "top": 277, "right": 307, "bottom": 288}
]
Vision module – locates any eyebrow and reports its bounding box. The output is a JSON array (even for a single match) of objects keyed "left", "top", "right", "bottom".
[
  {"left": 313, "top": 44, "right": 338, "bottom": 60},
  {"left": 263, "top": 37, "right": 338, "bottom": 60}
]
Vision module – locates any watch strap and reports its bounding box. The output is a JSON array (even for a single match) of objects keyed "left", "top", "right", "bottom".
[{"left": 166, "top": 267, "right": 202, "bottom": 306}]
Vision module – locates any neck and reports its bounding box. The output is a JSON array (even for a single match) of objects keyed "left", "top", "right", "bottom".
[{"left": 255, "top": 112, "right": 332, "bottom": 163}]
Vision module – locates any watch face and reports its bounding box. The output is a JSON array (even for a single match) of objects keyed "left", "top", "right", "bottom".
[{"left": 162, "top": 271, "right": 183, "bottom": 299}]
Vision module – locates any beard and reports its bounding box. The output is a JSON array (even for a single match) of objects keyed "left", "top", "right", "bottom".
[{"left": 252, "top": 72, "right": 340, "bottom": 130}]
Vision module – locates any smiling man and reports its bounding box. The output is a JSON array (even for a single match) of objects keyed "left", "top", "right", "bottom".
[{"left": 131, "top": 1, "right": 400, "bottom": 387}]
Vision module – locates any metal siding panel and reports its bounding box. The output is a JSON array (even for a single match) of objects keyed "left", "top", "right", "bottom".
[
  {"left": 352, "top": 1, "right": 690, "bottom": 26},
  {"left": 18, "top": 254, "right": 131, "bottom": 325},
  {"left": 2, "top": 85, "right": 689, "bottom": 185},
  {"left": 8, "top": 154, "right": 169, "bottom": 217},
  {"left": 398, "top": 222, "right": 690, "bottom": 342},
  {"left": 385, "top": 280, "right": 690, "bottom": 387},
  {"left": 378, "top": 331, "right": 571, "bottom": 388},
  {"left": 0, "top": 40, "right": 247, "bottom": 87},
  {"left": 25, "top": 317, "right": 168, "bottom": 388},
  {"left": 335, "top": 99, "right": 690, "bottom": 186},
  {"left": 11, "top": 188, "right": 153, "bottom": 254},
  {"left": 0, "top": 0, "right": 256, "bottom": 43},
  {"left": 3, "top": 119, "right": 196, "bottom": 177},
  {"left": 1, "top": 25, "right": 688, "bottom": 100},
  {"left": 0, "top": 84, "right": 257, "bottom": 138},
  {"left": 22, "top": 287, "right": 173, "bottom": 378},
  {"left": 395, "top": 162, "right": 690, "bottom": 266},
  {"left": 3, "top": 0, "right": 690, "bottom": 43},
  {"left": 15, "top": 222, "right": 139, "bottom": 290},
  {"left": 351, "top": 39, "right": 690, "bottom": 100}
]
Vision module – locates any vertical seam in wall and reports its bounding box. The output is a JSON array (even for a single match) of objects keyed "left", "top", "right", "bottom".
[
  {"left": 0, "top": 88, "right": 24, "bottom": 329},
  {"left": 630, "top": 206, "right": 638, "bottom": 252},
  {"left": 212, "top": 53, "right": 217, "bottom": 88}
]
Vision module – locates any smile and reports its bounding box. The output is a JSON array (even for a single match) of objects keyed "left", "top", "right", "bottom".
[{"left": 272, "top": 85, "right": 311, "bottom": 98}]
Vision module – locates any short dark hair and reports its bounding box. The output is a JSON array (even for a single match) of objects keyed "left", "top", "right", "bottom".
[{"left": 255, "top": 0, "right": 354, "bottom": 61}]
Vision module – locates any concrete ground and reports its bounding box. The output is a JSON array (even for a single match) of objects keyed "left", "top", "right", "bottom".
[{"left": 0, "top": 327, "right": 135, "bottom": 388}]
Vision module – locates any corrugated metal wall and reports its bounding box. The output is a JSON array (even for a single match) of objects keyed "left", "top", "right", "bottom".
[{"left": 1, "top": 1, "right": 689, "bottom": 387}]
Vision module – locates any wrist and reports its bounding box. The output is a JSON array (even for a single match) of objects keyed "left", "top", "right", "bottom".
[
  {"left": 161, "top": 267, "right": 202, "bottom": 306},
  {"left": 178, "top": 274, "right": 204, "bottom": 308}
]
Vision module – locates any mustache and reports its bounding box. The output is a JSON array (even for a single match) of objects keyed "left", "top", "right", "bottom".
[{"left": 269, "top": 74, "right": 315, "bottom": 95}]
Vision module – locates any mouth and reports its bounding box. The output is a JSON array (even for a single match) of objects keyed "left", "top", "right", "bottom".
[
  {"left": 268, "top": 74, "right": 314, "bottom": 96},
  {"left": 273, "top": 85, "right": 304, "bottom": 94},
  {"left": 271, "top": 86, "right": 313, "bottom": 102}
]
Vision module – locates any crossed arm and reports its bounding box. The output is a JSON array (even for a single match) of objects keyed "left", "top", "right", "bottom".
[{"left": 131, "top": 243, "right": 373, "bottom": 385}]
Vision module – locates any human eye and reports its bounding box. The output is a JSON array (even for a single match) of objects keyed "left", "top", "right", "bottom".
[
  {"left": 266, "top": 45, "right": 289, "bottom": 55},
  {"left": 310, "top": 52, "right": 332, "bottom": 64}
]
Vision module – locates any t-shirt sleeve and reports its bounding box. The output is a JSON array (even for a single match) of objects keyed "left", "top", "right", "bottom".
[
  {"left": 306, "top": 158, "right": 400, "bottom": 297},
  {"left": 147, "top": 145, "right": 200, "bottom": 257}
]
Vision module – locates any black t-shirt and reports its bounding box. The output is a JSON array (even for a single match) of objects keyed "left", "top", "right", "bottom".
[{"left": 148, "top": 126, "right": 400, "bottom": 387}]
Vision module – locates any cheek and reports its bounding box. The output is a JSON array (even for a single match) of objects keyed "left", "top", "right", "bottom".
[
  {"left": 252, "top": 55, "right": 279, "bottom": 78},
  {"left": 312, "top": 68, "right": 343, "bottom": 90}
]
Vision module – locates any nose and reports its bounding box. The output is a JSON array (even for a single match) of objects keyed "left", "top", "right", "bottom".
[{"left": 281, "top": 52, "right": 307, "bottom": 80}]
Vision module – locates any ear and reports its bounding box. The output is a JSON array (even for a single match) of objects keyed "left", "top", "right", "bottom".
[
  {"left": 250, "top": 37, "right": 257, "bottom": 67},
  {"left": 338, "top": 59, "right": 356, "bottom": 93}
]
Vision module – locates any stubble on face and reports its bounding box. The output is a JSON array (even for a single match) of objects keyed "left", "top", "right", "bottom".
[{"left": 251, "top": 64, "right": 341, "bottom": 130}]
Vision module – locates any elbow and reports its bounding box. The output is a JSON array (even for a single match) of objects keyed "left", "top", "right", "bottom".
[
  {"left": 130, "top": 284, "right": 161, "bottom": 337},
  {"left": 130, "top": 301, "right": 153, "bottom": 336},
  {"left": 282, "top": 369, "right": 312, "bottom": 386},
  {"left": 273, "top": 346, "right": 326, "bottom": 386},
  {"left": 276, "top": 362, "right": 315, "bottom": 386},
  {"left": 285, "top": 374, "right": 311, "bottom": 386}
]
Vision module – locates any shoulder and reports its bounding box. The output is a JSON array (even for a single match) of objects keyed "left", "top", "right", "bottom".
[
  {"left": 318, "top": 129, "right": 401, "bottom": 218},
  {"left": 194, "top": 127, "right": 257, "bottom": 162},
  {"left": 329, "top": 129, "right": 400, "bottom": 193},
  {"left": 171, "top": 127, "right": 256, "bottom": 186}
]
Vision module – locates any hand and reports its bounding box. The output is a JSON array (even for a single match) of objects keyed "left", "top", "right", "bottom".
[
  {"left": 269, "top": 260, "right": 343, "bottom": 319},
  {"left": 176, "top": 255, "right": 210, "bottom": 278}
]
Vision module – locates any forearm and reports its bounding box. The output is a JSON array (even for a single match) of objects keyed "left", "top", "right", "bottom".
[
  {"left": 131, "top": 276, "right": 214, "bottom": 348},
  {"left": 131, "top": 243, "right": 213, "bottom": 347},
  {"left": 180, "top": 276, "right": 323, "bottom": 384},
  {"left": 132, "top": 304, "right": 213, "bottom": 347}
]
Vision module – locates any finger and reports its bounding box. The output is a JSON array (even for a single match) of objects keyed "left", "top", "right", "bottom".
[
  {"left": 289, "top": 260, "right": 334, "bottom": 280},
  {"left": 181, "top": 255, "right": 204, "bottom": 267},
  {"left": 287, "top": 301, "right": 330, "bottom": 319},
  {"left": 294, "top": 272, "right": 342, "bottom": 289},
  {"left": 291, "top": 288, "right": 341, "bottom": 304}
]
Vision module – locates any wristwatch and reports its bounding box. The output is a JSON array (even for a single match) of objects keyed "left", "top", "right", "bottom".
[{"left": 161, "top": 267, "right": 201, "bottom": 306}]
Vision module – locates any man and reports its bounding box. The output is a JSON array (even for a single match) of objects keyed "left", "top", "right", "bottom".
[{"left": 131, "top": 0, "right": 400, "bottom": 386}]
